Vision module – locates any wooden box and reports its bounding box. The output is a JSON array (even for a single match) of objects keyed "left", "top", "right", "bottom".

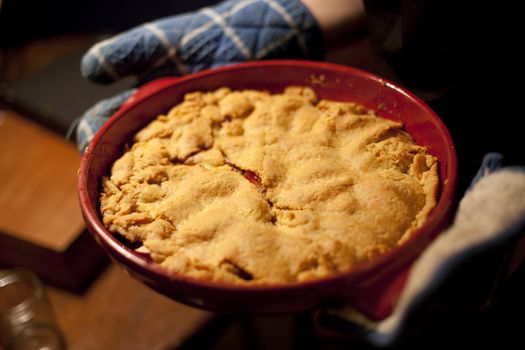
[{"left": 0, "top": 110, "right": 107, "bottom": 290}]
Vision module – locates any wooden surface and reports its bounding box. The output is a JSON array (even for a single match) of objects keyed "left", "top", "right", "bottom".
[
  {"left": 48, "top": 263, "right": 214, "bottom": 350},
  {"left": 0, "top": 110, "right": 84, "bottom": 252}
]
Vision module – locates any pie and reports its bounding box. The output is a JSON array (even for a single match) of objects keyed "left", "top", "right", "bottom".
[{"left": 100, "top": 86, "right": 439, "bottom": 284}]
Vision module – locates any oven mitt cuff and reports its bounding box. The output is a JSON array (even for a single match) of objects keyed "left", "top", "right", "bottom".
[
  {"left": 73, "top": 88, "right": 136, "bottom": 153},
  {"left": 319, "top": 153, "right": 525, "bottom": 347}
]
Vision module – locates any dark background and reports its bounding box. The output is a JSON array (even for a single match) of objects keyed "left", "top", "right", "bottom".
[{"left": 0, "top": 0, "right": 219, "bottom": 46}]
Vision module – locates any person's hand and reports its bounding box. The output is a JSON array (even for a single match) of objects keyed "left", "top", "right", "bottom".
[
  {"left": 75, "top": 0, "right": 324, "bottom": 152},
  {"left": 318, "top": 153, "right": 525, "bottom": 347}
]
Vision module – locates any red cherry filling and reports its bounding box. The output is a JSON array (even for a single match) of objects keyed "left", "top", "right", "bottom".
[{"left": 243, "top": 170, "right": 261, "bottom": 186}]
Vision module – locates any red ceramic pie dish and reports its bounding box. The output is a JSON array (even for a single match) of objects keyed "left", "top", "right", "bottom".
[{"left": 78, "top": 60, "right": 457, "bottom": 320}]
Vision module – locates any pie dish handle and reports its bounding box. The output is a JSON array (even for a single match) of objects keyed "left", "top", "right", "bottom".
[{"left": 342, "top": 263, "right": 411, "bottom": 320}]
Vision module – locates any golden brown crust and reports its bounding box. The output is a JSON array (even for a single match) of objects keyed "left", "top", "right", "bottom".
[{"left": 100, "top": 87, "right": 439, "bottom": 284}]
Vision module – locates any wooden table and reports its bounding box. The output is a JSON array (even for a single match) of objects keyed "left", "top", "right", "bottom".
[{"left": 48, "top": 263, "right": 214, "bottom": 350}]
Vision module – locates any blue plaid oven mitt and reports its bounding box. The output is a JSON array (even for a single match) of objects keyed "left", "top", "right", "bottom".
[
  {"left": 74, "top": 0, "right": 322, "bottom": 152},
  {"left": 73, "top": 0, "right": 525, "bottom": 346}
]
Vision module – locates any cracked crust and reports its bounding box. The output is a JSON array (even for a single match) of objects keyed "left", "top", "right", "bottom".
[{"left": 100, "top": 87, "right": 439, "bottom": 284}]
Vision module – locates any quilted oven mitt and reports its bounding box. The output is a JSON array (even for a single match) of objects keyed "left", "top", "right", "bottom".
[
  {"left": 319, "top": 153, "right": 525, "bottom": 346},
  {"left": 74, "top": 0, "right": 323, "bottom": 152}
]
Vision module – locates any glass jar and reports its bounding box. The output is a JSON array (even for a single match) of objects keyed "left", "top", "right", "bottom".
[{"left": 0, "top": 268, "right": 65, "bottom": 350}]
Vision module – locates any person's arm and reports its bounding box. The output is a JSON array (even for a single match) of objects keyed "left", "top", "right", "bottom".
[{"left": 301, "top": 0, "right": 366, "bottom": 48}]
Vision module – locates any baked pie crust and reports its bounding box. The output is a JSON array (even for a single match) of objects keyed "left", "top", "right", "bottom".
[{"left": 100, "top": 87, "right": 439, "bottom": 284}]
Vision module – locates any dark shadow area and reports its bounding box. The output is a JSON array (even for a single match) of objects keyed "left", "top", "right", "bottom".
[{"left": 0, "top": 0, "right": 220, "bottom": 46}]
